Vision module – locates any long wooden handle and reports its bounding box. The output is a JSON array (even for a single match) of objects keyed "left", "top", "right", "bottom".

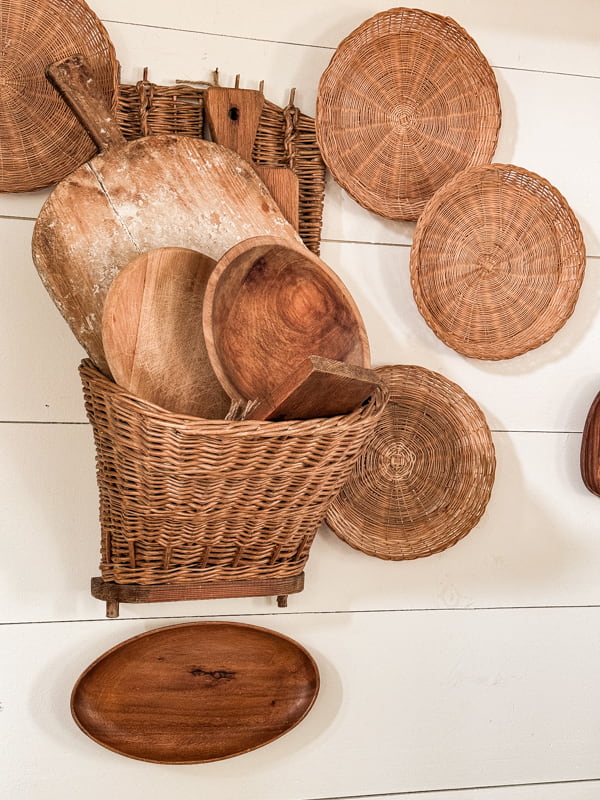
[{"left": 46, "top": 55, "right": 125, "bottom": 154}]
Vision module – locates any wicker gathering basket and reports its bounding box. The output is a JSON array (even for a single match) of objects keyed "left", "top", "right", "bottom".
[
  {"left": 325, "top": 364, "right": 495, "bottom": 560},
  {"left": 410, "top": 163, "right": 586, "bottom": 360},
  {"left": 80, "top": 359, "right": 387, "bottom": 600},
  {"left": 316, "top": 7, "right": 501, "bottom": 220},
  {"left": 0, "top": 0, "right": 118, "bottom": 192}
]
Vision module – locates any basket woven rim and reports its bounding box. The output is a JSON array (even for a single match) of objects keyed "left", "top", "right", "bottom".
[
  {"left": 325, "top": 363, "right": 496, "bottom": 560},
  {"left": 410, "top": 162, "right": 586, "bottom": 360},
  {"left": 79, "top": 358, "right": 388, "bottom": 436},
  {"left": 316, "top": 6, "right": 501, "bottom": 221},
  {"left": 0, "top": 0, "right": 119, "bottom": 193}
]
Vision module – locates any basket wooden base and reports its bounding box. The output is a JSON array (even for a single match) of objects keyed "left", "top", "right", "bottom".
[{"left": 91, "top": 574, "right": 305, "bottom": 618}]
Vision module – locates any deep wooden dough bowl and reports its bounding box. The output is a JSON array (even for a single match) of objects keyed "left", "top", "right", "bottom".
[
  {"left": 203, "top": 235, "right": 371, "bottom": 404},
  {"left": 31, "top": 56, "right": 300, "bottom": 376}
]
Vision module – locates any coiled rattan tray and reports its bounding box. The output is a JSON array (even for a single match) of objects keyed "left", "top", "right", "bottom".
[
  {"left": 0, "top": 0, "right": 118, "bottom": 192},
  {"left": 410, "top": 163, "right": 586, "bottom": 360},
  {"left": 325, "top": 364, "right": 495, "bottom": 560},
  {"left": 316, "top": 7, "right": 501, "bottom": 220}
]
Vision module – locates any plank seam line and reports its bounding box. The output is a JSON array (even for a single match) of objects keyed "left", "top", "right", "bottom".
[
  {"left": 103, "top": 19, "right": 600, "bottom": 81},
  {"left": 306, "top": 775, "right": 600, "bottom": 799},
  {"left": 5, "top": 604, "right": 600, "bottom": 626}
]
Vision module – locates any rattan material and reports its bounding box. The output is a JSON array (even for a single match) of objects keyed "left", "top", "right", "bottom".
[
  {"left": 117, "top": 69, "right": 204, "bottom": 139},
  {"left": 410, "top": 163, "right": 586, "bottom": 360},
  {"left": 0, "top": 0, "right": 118, "bottom": 192},
  {"left": 325, "top": 364, "right": 495, "bottom": 560},
  {"left": 316, "top": 7, "right": 501, "bottom": 221},
  {"left": 117, "top": 76, "right": 325, "bottom": 255},
  {"left": 79, "top": 359, "right": 388, "bottom": 586}
]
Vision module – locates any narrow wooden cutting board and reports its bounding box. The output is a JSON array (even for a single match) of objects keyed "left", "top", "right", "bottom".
[
  {"left": 204, "top": 85, "right": 300, "bottom": 230},
  {"left": 240, "top": 356, "right": 382, "bottom": 421},
  {"left": 102, "top": 247, "right": 230, "bottom": 418}
]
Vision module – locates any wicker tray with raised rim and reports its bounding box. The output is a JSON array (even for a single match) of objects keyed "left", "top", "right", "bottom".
[
  {"left": 325, "top": 364, "right": 495, "bottom": 560},
  {"left": 0, "top": 0, "right": 118, "bottom": 192},
  {"left": 316, "top": 7, "right": 501, "bottom": 221},
  {"left": 410, "top": 163, "right": 586, "bottom": 360}
]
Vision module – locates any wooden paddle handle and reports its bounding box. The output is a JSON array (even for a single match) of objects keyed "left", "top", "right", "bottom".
[
  {"left": 46, "top": 55, "right": 125, "bottom": 154},
  {"left": 204, "top": 86, "right": 264, "bottom": 162}
]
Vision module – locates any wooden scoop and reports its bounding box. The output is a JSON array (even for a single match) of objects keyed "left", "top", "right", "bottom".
[
  {"left": 102, "top": 247, "right": 230, "bottom": 419},
  {"left": 581, "top": 391, "right": 600, "bottom": 496},
  {"left": 238, "top": 356, "right": 382, "bottom": 421},
  {"left": 32, "top": 56, "right": 300, "bottom": 376},
  {"left": 204, "top": 81, "right": 300, "bottom": 231}
]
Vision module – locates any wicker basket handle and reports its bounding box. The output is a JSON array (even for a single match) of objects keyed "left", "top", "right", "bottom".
[{"left": 46, "top": 55, "right": 125, "bottom": 154}]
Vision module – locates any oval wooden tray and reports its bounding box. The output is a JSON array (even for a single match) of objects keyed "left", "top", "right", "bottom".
[
  {"left": 71, "top": 621, "right": 319, "bottom": 763},
  {"left": 581, "top": 391, "right": 600, "bottom": 497},
  {"left": 316, "top": 7, "right": 500, "bottom": 220},
  {"left": 325, "top": 364, "right": 495, "bottom": 559}
]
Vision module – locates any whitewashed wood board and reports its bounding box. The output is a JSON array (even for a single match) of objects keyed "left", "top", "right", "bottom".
[
  {"left": 90, "top": 0, "right": 600, "bottom": 77},
  {"left": 3, "top": 609, "right": 600, "bottom": 798}
]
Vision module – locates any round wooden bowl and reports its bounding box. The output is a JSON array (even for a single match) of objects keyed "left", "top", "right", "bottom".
[
  {"left": 410, "top": 163, "right": 586, "bottom": 360},
  {"left": 325, "top": 364, "right": 496, "bottom": 560},
  {"left": 0, "top": 0, "right": 118, "bottom": 192},
  {"left": 203, "top": 236, "right": 370, "bottom": 403},
  {"left": 316, "top": 7, "right": 500, "bottom": 220}
]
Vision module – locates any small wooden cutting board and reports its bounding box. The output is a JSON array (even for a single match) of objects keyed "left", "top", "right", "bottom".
[
  {"left": 240, "top": 356, "right": 382, "bottom": 421},
  {"left": 102, "top": 247, "right": 230, "bottom": 419}
]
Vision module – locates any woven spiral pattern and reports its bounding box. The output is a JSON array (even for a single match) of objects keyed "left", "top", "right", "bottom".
[
  {"left": 316, "top": 7, "right": 500, "bottom": 220},
  {"left": 325, "top": 365, "right": 495, "bottom": 560},
  {"left": 80, "top": 359, "right": 388, "bottom": 585},
  {"left": 0, "top": 0, "right": 118, "bottom": 192},
  {"left": 410, "top": 163, "right": 586, "bottom": 360}
]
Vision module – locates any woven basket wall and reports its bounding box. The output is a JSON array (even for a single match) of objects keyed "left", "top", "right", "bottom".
[
  {"left": 117, "top": 76, "right": 325, "bottom": 255},
  {"left": 80, "top": 359, "right": 388, "bottom": 586}
]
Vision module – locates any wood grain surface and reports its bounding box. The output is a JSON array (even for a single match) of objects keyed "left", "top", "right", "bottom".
[
  {"left": 203, "top": 235, "right": 370, "bottom": 402},
  {"left": 102, "top": 247, "right": 230, "bottom": 418},
  {"left": 205, "top": 84, "right": 300, "bottom": 229},
  {"left": 71, "top": 621, "right": 319, "bottom": 763},
  {"left": 32, "top": 57, "right": 299, "bottom": 376},
  {"left": 581, "top": 390, "right": 600, "bottom": 496},
  {"left": 241, "top": 355, "right": 382, "bottom": 420}
]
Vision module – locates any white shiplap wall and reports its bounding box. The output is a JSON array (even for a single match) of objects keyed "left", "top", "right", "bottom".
[{"left": 2, "top": 1, "right": 600, "bottom": 797}]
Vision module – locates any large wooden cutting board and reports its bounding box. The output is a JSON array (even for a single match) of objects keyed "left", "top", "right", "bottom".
[
  {"left": 31, "top": 56, "right": 300, "bottom": 376},
  {"left": 102, "top": 247, "right": 230, "bottom": 418}
]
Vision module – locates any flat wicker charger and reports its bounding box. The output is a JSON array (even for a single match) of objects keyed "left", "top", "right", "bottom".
[
  {"left": 325, "top": 364, "right": 495, "bottom": 560},
  {"left": 316, "top": 7, "right": 501, "bottom": 221},
  {"left": 0, "top": 0, "right": 118, "bottom": 192},
  {"left": 79, "top": 359, "right": 388, "bottom": 615},
  {"left": 410, "top": 163, "right": 586, "bottom": 360}
]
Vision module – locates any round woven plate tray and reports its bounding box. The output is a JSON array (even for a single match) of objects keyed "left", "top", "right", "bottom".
[
  {"left": 0, "top": 0, "right": 118, "bottom": 192},
  {"left": 316, "top": 7, "right": 501, "bottom": 221},
  {"left": 410, "top": 163, "right": 586, "bottom": 360},
  {"left": 325, "top": 364, "right": 495, "bottom": 560}
]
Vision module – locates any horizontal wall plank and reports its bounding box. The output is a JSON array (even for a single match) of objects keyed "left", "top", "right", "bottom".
[
  {"left": 89, "top": 0, "right": 600, "bottom": 77},
  {"left": 0, "top": 23, "right": 598, "bottom": 259},
  {"left": 2, "top": 424, "right": 598, "bottom": 623},
  {"left": 352, "top": 783, "right": 600, "bottom": 800},
  {"left": 3, "top": 608, "right": 600, "bottom": 798}
]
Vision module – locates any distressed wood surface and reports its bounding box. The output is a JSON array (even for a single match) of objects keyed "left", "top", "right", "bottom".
[
  {"left": 71, "top": 621, "right": 319, "bottom": 763},
  {"left": 203, "top": 235, "right": 370, "bottom": 403},
  {"left": 581, "top": 390, "right": 600, "bottom": 496},
  {"left": 32, "top": 58, "right": 299, "bottom": 376},
  {"left": 102, "top": 247, "right": 230, "bottom": 418},
  {"left": 241, "top": 355, "right": 382, "bottom": 421},
  {"left": 205, "top": 84, "right": 300, "bottom": 230}
]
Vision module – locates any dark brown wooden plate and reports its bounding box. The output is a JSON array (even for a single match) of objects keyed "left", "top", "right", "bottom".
[{"left": 71, "top": 621, "right": 319, "bottom": 763}]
